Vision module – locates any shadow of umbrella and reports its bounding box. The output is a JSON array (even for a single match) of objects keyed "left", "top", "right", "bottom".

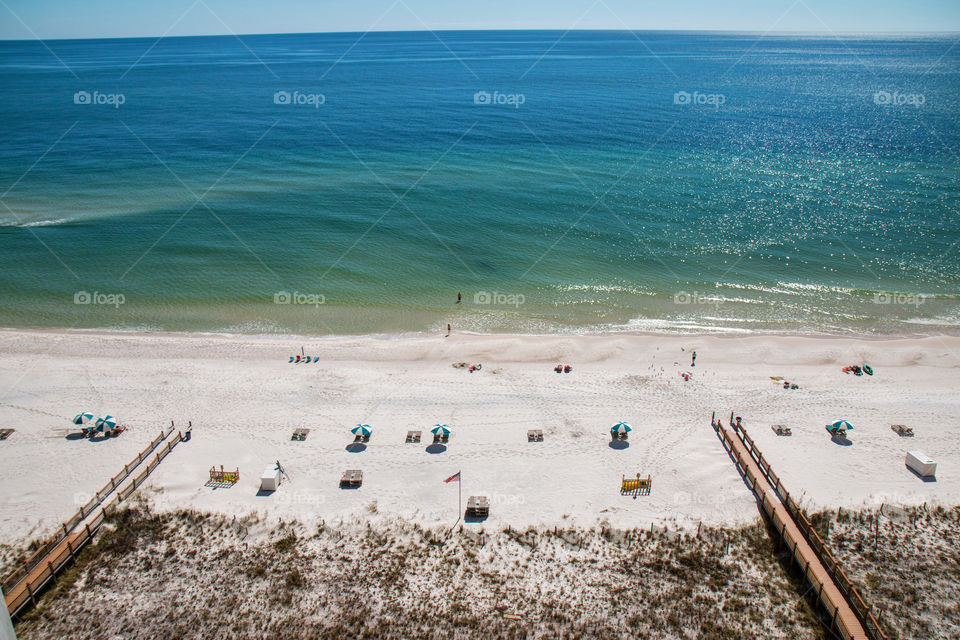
[
  {"left": 609, "top": 440, "right": 630, "bottom": 450},
  {"left": 426, "top": 444, "right": 447, "bottom": 454},
  {"left": 346, "top": 443, "right": 367, "bottom": 453}
]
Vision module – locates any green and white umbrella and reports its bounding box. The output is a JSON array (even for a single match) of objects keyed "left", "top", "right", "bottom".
[
  {"left": 73, "top": 412, "right": 94, "bottom": 425},
  {"left": 352, "top": 424, "right": 372, "bottom": 436},
  {"left": 831, "top": 420, "right": 854, "bottom": 431},
  {"left": 96, "top": 415, "right": 117, "bottom": 431},
  {"left": 431, "top": 424, "right": 451, "bottom": 436},
  {"left": 611, "top": 421, "right": 632, "bottom": 435}
]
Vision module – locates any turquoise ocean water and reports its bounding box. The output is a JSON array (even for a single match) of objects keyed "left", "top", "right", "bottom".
[{"left": 0, "top": 31, "right": 958, "bottom": 335}]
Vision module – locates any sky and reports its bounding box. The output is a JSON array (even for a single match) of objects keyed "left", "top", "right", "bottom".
[{"left": 1, "top": 0, "right": 959, "bottom": 40}]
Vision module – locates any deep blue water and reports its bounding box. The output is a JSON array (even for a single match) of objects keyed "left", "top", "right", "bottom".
[{"left": 0, "top": 30, "right": 958, "bottom": 334}]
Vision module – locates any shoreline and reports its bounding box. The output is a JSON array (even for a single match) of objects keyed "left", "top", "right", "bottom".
[{"left": 3, "top": 324, "right": 959, "bottom": 343}]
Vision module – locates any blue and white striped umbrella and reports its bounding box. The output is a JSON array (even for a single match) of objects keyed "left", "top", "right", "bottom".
[
  {"left": 831, "top": 420, "right": 854, "bottom": 431},
  {"left": 431, "top": 424, "right": 451, "bottom": 436},
  {"left": 611, "top": 421, "right": 632, "bottom": 435},
  {"left": 96, "top": 415, "right": 117, "bottom": 431},
  {"left": 73, "top": 412, "right": 94, "bottom": 425},
  {"left": 352, "top": 424, "right": 372, "bottom": 436}
]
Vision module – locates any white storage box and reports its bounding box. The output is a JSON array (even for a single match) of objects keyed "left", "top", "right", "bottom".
[
  {"left": 905, "top": 451, "right": 936, "bottom": 478},
  {"left": 260, "top": 465, "right": 281, "bottom": 491}
]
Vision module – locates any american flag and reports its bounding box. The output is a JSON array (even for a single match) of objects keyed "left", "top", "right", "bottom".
[{"left": 444, "top": 471, "right": 461, "bottom": 483}]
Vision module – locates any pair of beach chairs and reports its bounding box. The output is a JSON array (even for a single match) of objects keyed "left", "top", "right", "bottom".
[
  {"left": 891, "top": 424, "right": 915, "bottom": 437},
  {"left": 340, "top": 469, "right": 363, "bottom": 487},
  {"left": 527, "top": 429, "right": 544, "bottom": 442},
  {"left": 770, "top": 424, "right": 792, "bottom": 436}
]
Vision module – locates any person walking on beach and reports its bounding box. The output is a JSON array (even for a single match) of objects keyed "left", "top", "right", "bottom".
[
  {"left": 691, "top": 351, "right": 697, "bottom": 367},
  {"left": 446, "top": 323, "right": 451, "bottom": 337}
]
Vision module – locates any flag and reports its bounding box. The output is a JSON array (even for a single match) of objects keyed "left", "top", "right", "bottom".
[{"left": 444, "top": 471, "right": 461, "bottom": 483}]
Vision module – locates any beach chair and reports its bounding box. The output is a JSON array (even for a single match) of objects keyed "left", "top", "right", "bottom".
[
  {"left": 527, "top": 429, "right": 543, "bottom": 442},
  {"left": 353, "top": 433, "right": 371, "bottom": 444},
  {"left": 340, "top": 469, "right": 363, "bottom": 487},
  {"left": 466, "top": 496, "right": 489, "bottom": 517},
  {"left": 0, "top": 428, "right": 14, "bottom": 440},
  {"left": 405, "top": 430, "right": 421, "bottom": 443},
  {"left": 291, "top": 428, "right": 310, "bottom": 441},
  {"left": 771, "top": 424, "right": 792, "bottom": 436},
  {"left": 611, "top": 431, "right": 628, "bottom": 441},
  {"left": 432, "top": 433, "right": 449, "bottom": 445},
  {"left": 825, "top": 424, "right": 847, "bottom": 439},
  {"left": 891, "top": 424, "right": 914, "bottom": 437}
]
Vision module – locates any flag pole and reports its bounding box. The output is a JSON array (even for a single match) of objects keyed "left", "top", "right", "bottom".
[{"left": 458, "top": 470, "right": 462, "bottom": 518}]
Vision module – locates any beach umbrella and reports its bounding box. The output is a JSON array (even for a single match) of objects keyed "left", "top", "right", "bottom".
[
  {"left": 72, "top": 412, "right": 94, "bottom": 425},
  {"left": 352, "top": 424, "right": 372, "bottom": 436},
  {"left": 611, "top": 421, "right": 632, "bottom": 435},
  {"left": 96, "top": 416, "right": 117, "bottom": 431},
  {"left": 831, "top": 420, "right": 854, "bottom": 431},
  {"left": 431, "top": 424, "right": 451, "bottom": 436}
]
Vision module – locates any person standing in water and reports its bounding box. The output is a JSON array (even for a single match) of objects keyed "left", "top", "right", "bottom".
[{"left": 457, "top": 292, "right": 462, "bottom": 304}]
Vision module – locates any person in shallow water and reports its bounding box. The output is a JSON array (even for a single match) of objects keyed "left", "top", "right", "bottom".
[{"left": 457, "top": 292, "right": 462, "bottom": 304}]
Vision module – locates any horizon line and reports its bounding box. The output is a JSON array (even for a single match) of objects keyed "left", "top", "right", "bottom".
[{"left": 2, "top": 27, "right": 959, "bottom": 43}]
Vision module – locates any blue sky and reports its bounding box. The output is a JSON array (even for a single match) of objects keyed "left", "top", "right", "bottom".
[{"left": 1, "top": 0, "right": 959, "bottom": 40}]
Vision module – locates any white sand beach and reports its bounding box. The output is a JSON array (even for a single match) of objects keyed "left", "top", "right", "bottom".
[{"left": 1, "top": 328, "right": 958, "bottom": 546}]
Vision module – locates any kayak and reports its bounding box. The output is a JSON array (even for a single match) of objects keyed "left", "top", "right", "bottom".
[{"left": 863, "top": 364, "right": 874, "bottom": 376}]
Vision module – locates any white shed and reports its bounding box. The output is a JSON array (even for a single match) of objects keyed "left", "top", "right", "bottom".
[
  {"left": 905, "top": 451, "right": 936, "bottom": 478},
  {"left": 260, "top": 465, "right": 281, "bottom": 491}
]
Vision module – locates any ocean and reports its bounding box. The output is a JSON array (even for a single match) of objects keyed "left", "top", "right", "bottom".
[{"left": 0, "top": 30, "right": 958, "bottom": 335}]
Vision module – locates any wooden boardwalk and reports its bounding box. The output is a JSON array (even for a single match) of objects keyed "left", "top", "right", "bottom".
[
  {"left": 712, "top": 414, "right": 882, "bottom": 640},
  {"left": 4, "top": 427, "right": 188, "bottom": 618}
]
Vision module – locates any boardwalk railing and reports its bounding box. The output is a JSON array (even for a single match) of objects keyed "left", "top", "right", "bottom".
[
  {"left": 5, "top": 429, "right": 187, "bottom": 617},
  {"left": 713, "top": 412, "right": 886, "bottom": 640},
  {"left": 2, "top": 424, "right": 180, "bottom": 601}
]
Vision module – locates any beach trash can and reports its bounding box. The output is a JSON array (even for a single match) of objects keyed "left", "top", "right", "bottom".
[
  {"left": 260, "top": 465, "right": 281, "bottom": 491},
  {"left": 905, "top": 451, "right": 936, "bottom": 478}
]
